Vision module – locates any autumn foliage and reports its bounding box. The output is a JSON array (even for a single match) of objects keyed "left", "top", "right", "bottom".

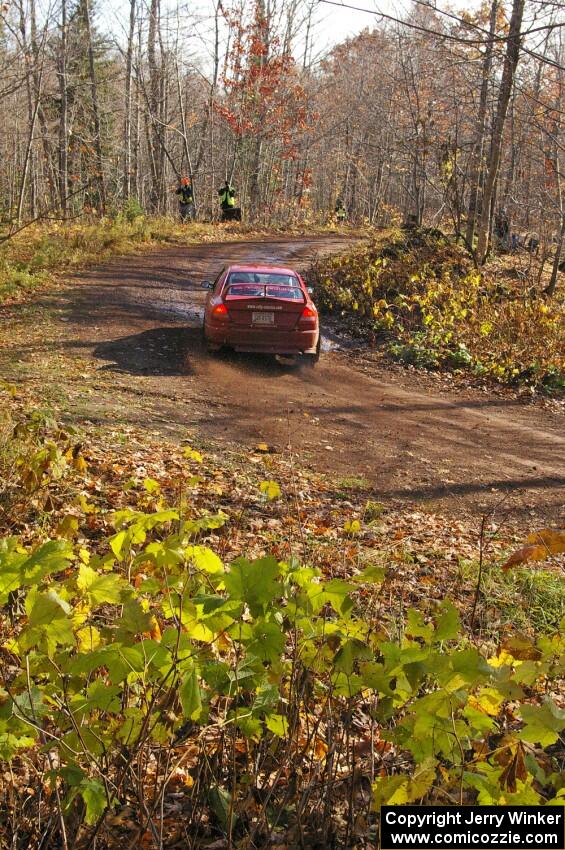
[
  {"left": 0, "top": 387, "right": 564, "bottom": 848},
  {"left": 311, "top": 229, "right": 565, "bottom": 393},
  {"left": 214, "top": 10, "right": 309, "bottom": 155}
]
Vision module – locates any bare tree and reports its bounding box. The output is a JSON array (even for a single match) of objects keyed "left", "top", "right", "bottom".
[
  {"left": 82, "top": 0, "right": 106, "bottom": 212},
  {"left": 58, "top": 0, "right": 69, "bottom": 217},
  {"left": 465, "top": 0, "right": 498, "bottom": 250},
  {"left": 475, "top": 0, "right": 526, "bottom": 263}
]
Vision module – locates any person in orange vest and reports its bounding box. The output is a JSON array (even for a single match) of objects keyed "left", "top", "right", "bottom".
[{"left": 176, "top": 177, "right": 195, "bottom": 221}]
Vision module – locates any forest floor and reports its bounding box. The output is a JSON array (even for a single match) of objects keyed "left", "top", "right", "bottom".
[
  {"left": 1, "top": 233, "right": 564, "bottom": 849},
  {"left": 1, "top": 233, "right": 563, "bottom": 527}
]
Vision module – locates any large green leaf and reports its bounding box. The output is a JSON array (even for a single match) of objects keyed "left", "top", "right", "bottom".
[
  {"left": 306, "top": 578, "right": 355, "bottom": 616},
  {"left": 372, "top": 757, "right": 436, "bottom": 807},
  {"left": 246, "top": 619, "right": 285, "bottom": 665},
  {"left": 252, "top": 682, "right": 279, "bottom": 715},
  {"left": 406, "top": 609, "right": 434, "bottom": 644},
  {"left": 334, "top": 638, "right": 373, "bottom": 675},
  {"left": 518, "top": 700, "right": 565, "bottom": 747},
  {"left": 207, "top": 785, "right": 232, "bottom": 830},
  {"left": 179, "top": 667, "right": 202, "bottom": 720},
  {"left": 265, "top": 714, "right": 288, "bottom": 737},
  {"left": 0, "top": 729, "right": 37, "bottom": 759},
  {"left": 18, "top": 589, "right": 74, "bottom": 654},
  {"left": 0, "top": 539, "right": 73, "bottom": 604},
  {"left": 79, "top": 778, "right": 108, "bottom": 824},
  {"left": 77, "top": 564, "right": 129, "bottom": 606},
  {"left": 101, "top": 644, "right": 146, "bottom": 684},
  {"left": 360, "top": 662, "right": 396, "bottom": 697},
  {"left": 114, "top": 599, "right": 152, "bottom": 637},
  {"left": 450, "top": 647, "right": 492, "bottom": 683},
  {"left": 70, "top": 681, "right": 122, "bottom": 717},
  {"left": 186, "top": 545, "right": 224, "bottom": 575},
  {"left": 11, "top": 686, "right": 48, "bottom": 721},
  {"left": 224, "top": 556, "right": 280, "bottom": 616},
  {"left": 434, "top": 601, "right": 461, "bottom": 642}
]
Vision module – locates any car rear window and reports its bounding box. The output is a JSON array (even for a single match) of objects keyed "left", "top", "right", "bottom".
[
  {"left": 227, "top": 272, "right": 297, "bottom": 286},
  {"left": 225, "top": 272, "right": 304, "bottom": 301},
  {"left": 227, "top": 284, "right": 264, "bottom": 297},
  {"left": 265, "top": 285, "right": 303, "bottom": 300}
]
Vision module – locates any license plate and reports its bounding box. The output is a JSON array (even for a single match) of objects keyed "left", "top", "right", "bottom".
[{"left": 252, "top": 311, "right": 274, "bottom": 325}]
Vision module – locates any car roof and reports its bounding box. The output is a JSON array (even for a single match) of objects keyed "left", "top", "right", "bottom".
[{"left": 226, "top": 264, "right": 299, "bottom": 277}]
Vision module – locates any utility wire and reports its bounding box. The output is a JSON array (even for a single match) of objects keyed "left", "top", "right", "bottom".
[{"left": 317, "top": 0, "right": 565, "bottom": 70}]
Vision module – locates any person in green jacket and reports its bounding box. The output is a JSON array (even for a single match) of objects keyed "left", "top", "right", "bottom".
[
  {"left": 335, "top": 197, "right": 347, "bottom": 223},
  {"left": 218, "top": 181, "right": 240, "bottom": 221}
]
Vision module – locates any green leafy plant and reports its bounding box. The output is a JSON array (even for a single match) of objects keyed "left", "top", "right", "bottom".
[
  {"left": 1, "top": 508, "right": 564, "bottom": 846},
  {"left": 1, "top": 405, "right": 564, "bottom": 848}
]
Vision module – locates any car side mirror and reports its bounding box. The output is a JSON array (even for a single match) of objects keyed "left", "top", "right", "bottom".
[
  {"left": 201, "top": 280, "right": 213, "bottom": 290},
  {"left": 307, "top": 287, "right": 314, "bottom": 295}
]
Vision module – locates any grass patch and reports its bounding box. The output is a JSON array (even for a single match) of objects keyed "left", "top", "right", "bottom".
[
  {"left": 364, "top": 499, "right": 386, "bottom": 521},
  {"left": 0, "top": 215, "right": 365, "bottom": 305},
  {"left": 483, "top": 565, "right": 565, "bottom": 633},
  {"left": 311, "top": 228, "right": 565, "bottom": 394},
  {"left": 335, "top": 474, "right": 371, "bottom": 491},
  {"left": 459, "top": 557, "right": 564, "bottom": 634}
]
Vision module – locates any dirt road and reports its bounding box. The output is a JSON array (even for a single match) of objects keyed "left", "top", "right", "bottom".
[{"left": 6, "top": 235, "right": 565, "bottom": 522}]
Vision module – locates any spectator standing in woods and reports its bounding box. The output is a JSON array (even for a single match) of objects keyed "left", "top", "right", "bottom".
[
  {"left": 335, "top": 197, "right": 346, "bottom": 223},
  {"left": 218, "top": 180, "right": 241, "bottom": 221},
  {"left": 495, "top": 207, "right": 510, "bottom": 249},
  {"left": 176, "top": 177, "right": 195, "bottom": 222}
]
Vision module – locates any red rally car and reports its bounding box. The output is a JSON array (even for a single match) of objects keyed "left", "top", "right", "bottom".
[{"left": 202, "top": 264, "right": 320, "bottom": 362}]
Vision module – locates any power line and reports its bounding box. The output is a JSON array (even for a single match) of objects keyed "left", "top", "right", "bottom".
[
  {"left": 318, "top": 0, "right": 494, "bottom": 45},
  {"left": 317, "top": 0, "right": 565, "bottom": 70}
]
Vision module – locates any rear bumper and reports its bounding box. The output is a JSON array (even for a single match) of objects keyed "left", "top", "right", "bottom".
[{"left": 205, "top": 324, "right": 319, "bottom": 354}]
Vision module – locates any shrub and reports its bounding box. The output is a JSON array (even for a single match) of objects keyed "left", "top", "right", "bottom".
[
  {"left": 311, "top": 231, "right": 565, "bottom": 393},
  {"left": 122, "top": 197, "right": 144, "bottom": 223}
]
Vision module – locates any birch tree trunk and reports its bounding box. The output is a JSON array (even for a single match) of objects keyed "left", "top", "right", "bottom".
[
  {"left": 147, "top": 0, "right": 162, "bottom": 210},
  {"left": 17, "top": 0, "right": 38, "bottom": 221},
  {"left": 545, "top": 66, "right": 563, "bottom": 298}
]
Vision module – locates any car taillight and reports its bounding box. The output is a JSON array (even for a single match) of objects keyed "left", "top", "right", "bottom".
[
  {"left": 212, "top": 303, "right": 228, "bottom": 320},
  {"left": 301, "top": 306, "right": 317, "bottom": 318},
  {"left": 299, "top": 305, "right": 317, "bottom": 325}
]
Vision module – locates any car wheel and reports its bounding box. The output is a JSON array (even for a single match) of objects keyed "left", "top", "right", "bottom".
[
  {"left": 202, "top": 323, "right": 218, "bottom": 354},
  {"left": 304, "top": 333, "right": 321, "bottom": 367}
]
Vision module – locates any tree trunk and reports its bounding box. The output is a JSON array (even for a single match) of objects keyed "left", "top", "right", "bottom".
[
  {"left": 476, "top": 0, "right": 525, "bottom": 264},
  {"left": 123, "top": 0, "right": 136, "bottom": 201},
  {"left": 30, "top": 0, "right": 57, "bottom": 210},
  {"left": 82, "top": 0, "right": 106, "bottom": 213},
  {"left": 147, "top": 0, "right": 162, "bottom": 210},
  {"left": 17, "top": 0, "right": 38, "bottom": 222},
  {"left": 175, "top": 61, "right": 195, "bottom": 199},
  {"left": 465, "top": 0, "right": 498, "bottom": 250},
  {"left": 58, "top": 0, "right": 69, "bottom": 218},
  {"left": 545, "top": 208, "right": 564, "bottom": 298}
]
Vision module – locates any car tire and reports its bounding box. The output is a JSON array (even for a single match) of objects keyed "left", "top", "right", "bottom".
[
  {"left": 201, "top": 323, "right": 218, "bottom": 355},
  {"left": 304, "top": 333, "right": 321, "bottom": 367}
]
